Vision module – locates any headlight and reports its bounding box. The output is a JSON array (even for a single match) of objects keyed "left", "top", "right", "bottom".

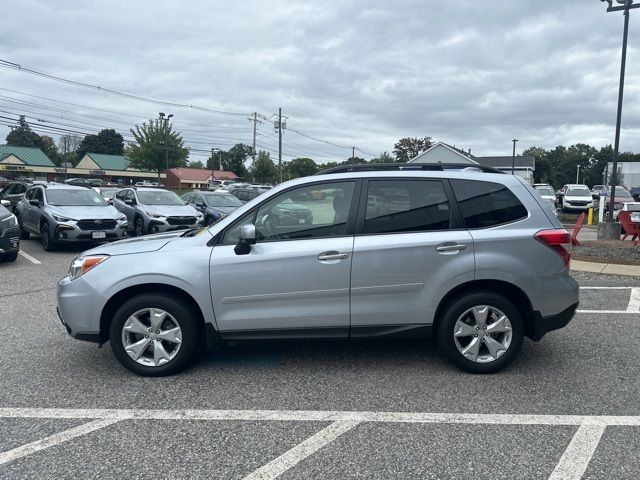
[
  {"left": 68, "top": 255, "right": 109, "bottom": 280},
  {"left": 52, "top": 214, "right": 75, "bottom": 222},
  {"left": 145, "top": 211, "right": 164, "bottom": 219},
  {"left": 0, "top": 214, "right": 17, "bottom": 229}
]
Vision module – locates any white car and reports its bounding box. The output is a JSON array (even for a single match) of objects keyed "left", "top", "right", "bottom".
[
  {"left": 560, "top": 184, "right": 593, "bottom": 212},
  {"left": 613, "top": 202, "right": 640, "bottom": 222}
]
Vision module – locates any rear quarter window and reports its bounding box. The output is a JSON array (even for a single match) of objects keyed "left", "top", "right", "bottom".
[{"left": 451, "top": 179, "right": 527, "bottom": 228}]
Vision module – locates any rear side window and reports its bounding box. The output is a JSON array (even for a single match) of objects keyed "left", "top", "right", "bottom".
[
  {"left": 451, "top": 179, "right": 527, "bottom": 228},
  {"left": 363, "top": 179, "right": 450, "bottom": 234}
]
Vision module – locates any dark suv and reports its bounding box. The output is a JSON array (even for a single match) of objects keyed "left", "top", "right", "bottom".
[
  {"left": 0, "top": 181, "right": 29, "bottom": 212},
  {"left": 230, "top": 187, "right": 261, "bottom": 203},
  {"left": 0, "top": 202, "right": 19, "bottom": 262}
]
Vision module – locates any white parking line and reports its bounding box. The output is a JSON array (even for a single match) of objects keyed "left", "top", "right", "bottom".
[
  {"left": 576, "top": 310, "right": 640, "bottom": 314},
  {"left": 0, "top": 417, "right": 121, "bottom": 466},
  {"left": 579, "top": 286, "right": 633, "bottom": 290},
  {"left": 17, "top": 250, "right": 41, "bottom": 265},
  {"left": 627, "top": 288, "right": 640, "bottom": 312},
  {"left": 243, "top": 421, "right": 360, "bottom": 480},
  {"left": 548, "top": 422, "right": 607, "bottom": 480}
]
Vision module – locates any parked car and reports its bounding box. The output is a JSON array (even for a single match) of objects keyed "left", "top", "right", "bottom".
[
  {"left": 0, "top": 176, "right": 10, "bottom": 188},
  {"left": 0, "top": 202, "right": 20, "bottom": 262},
  {"left": 64, "top": 178, "right": 93, "bottom": 188},
  {"left": 591, "top": 184, "right": 605, "bottom": 199},
  {"left": 613, "top": 202, "right": 640, "bottom": 222},
  {"left": 0, "top": 181, "right": 29, "bottom": 212},
  {"left": 57, "top": 163, "right": 578, "bottom": 376},
  {"left": 229, "top": 187, "right": 261, "bottom": 203},
  {"left": 15, "top": 184, "right": 128, "bottom": 251},
  {"left": 113, "top": 187, "right": 203, "bottom": 236},
  {"left": 595, "top": 186, "right": 635, "bottom": 214},
  {"left": 182, "top": 191, "right": 243, "bottom": 225},
  {"left": 533, "top": 184, "right": 557, "bottom": 213},
  {"left": 92, "top": 187, "right": 120, "bottom": 204},
  {"left": 559, "top": 184, "right": 593, "bottom": 212},
  {"left": 630, "top": 186, "right": 640, "bottom": 202},
  {"left": 87, "top": 178, "right": 103, "bottom": 187}
]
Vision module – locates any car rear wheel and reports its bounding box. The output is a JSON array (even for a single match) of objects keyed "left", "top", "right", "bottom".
[
  {"left": 109, "top": 294, "right": 200, "bottom": 376},
  {"left": 437, "top": 291, "right": 524, "bottom": 374},
  {"left": 40, "top": 223, "right": 56, "bottom": 251}
]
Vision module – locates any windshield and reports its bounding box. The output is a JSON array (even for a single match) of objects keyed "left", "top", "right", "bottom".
[
  {"left": 203, "top": 193, "right": 243, "bottom": 207},
  {"left": 535, "top": 187, "right": 555, "bottom": 196},
  {"left": 99, "top": 188, "right": 119, "bottom": 199},
  {"left": 137, "top": 190, "right": 185, "bottom": 206},
  {"left": 566, "top": 188, "right": 590, "bottom": 196},
  {"left": 46, "top": 189, "right": 108, "bottom": 206}
]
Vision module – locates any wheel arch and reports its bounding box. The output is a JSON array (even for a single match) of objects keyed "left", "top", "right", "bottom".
[
  {"left": 99, "top": 283, "right": 218, "bottom": 348},
  {"left": 433, "top": 279, "right": 536, "bottom": 339}
]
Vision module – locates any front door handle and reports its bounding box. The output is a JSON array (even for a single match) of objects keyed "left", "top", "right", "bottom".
[
  {"left": 318, "top": 251, "right": 349, "bottom": 261},
  {"left": 436, "top": 244, "right": 467, "bottom": 252}
]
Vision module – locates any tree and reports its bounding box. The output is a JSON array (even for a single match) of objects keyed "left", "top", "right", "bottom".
[
  {"left": 344, "top": 156, "right": 365, "bottom": 165},
  {"left": 126, "top": 119, "right": 189, "bottom": 180},
  {"left": 207, "top": 150, "right": 230, "bottom": 172},
  {"left": 76, "top": 129, "right": 125, "bottom": 161},
  {"left": 370, "top": 151, "right": 394, "bottom": 163},
  {"left": 5, "top": 115, "right": 41, "bottom": 148},
  {"left": 189, "top": 160, "right": 205, "bottom": 169},
  {"left": 40, "top": 136, "right": 59, "bottom": 165},
  {"left": 226, "top": 144, "right": 251, "bottom": 178},
  {"left": 251, "top": 150, "right": 277, "bottom": 183},
  {"left": 393, "top": 136, "right": 433, "bottom": 162},
  {"left": 287, "top": 157, "right": 318, "bottom": 178}
]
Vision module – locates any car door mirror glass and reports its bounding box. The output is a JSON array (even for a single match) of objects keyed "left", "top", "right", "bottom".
[{"left": 234, "top": 224, "right": 256, "bottom": 255}]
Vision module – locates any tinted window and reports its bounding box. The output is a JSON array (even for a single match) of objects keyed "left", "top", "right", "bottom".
[
  {"left": 451, "top": 179, "right": 527, "bottom": 228},
  {"left": 363, "top": 180, "right": 450, "bottom": 234},
  {"left": 32, "top": 188, "right": 44, "bottom": 203},
  {"left": 25, "top": 188, "right": 35, "bottom": 200},
  {"left": 16, "top": 184, "right": 27, "bottom": 194}
]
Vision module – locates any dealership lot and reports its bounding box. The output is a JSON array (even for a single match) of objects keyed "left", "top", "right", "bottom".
[{"left": 0, "top": 239, "right": 639, "bottom": 479}]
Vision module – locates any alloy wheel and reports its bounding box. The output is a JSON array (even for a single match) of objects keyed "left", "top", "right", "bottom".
[
  {"left": 453, "top": 305, "right": 513, "bottom": 363},
  {"left": 135, "top": 218, "right": 144, "bottom": 236},
  {"left": 121, "top": 308, "right": 183, "bottom": 367}
]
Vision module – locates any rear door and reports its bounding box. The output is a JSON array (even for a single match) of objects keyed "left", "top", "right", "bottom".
[{"left": 350, "top": 178, "right": 475, "bottom": 332}]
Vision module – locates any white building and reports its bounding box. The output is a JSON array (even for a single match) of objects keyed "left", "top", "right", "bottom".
[
  {"left": 607, "top": 162, "right": 640, "bottom": 187},
  {"left": 408, "top": 142, "right": 536, "bottom": 184}
]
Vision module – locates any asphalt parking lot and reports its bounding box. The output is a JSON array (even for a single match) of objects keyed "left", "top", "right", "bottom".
[{"left": 1, "top": 238, "right": 639, "bottom": 479}]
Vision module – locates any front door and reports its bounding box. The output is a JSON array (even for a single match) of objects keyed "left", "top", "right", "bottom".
[
  {"left": 350, "top": 178, "right": 475, "bottom": 331},
  {"left": 210, "top": 180, "right": 359, "bottom": 337}
]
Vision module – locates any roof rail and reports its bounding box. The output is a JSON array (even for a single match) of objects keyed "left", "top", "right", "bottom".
[{"left": 316, "top": 162, "right": 506, "bottom": 175}]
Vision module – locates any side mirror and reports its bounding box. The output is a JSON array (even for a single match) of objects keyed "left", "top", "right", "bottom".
[
  {"left": 29, "top": 199, "right": 40, "bottom": 207},
  {"left": 234, "top": 224, "right": 257, "bottom": 255},
  {"left": 124, "top": 199, "right": 136, "bottom": 205}
]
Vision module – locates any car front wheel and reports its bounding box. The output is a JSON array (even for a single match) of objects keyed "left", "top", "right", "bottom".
[
  {"left": 40, "top": 223, "right": 56, "bottom": 251},
  {"left": 109, "top": 294, "right": 200, "bottom": 376},
  {"left": 437, "top": 291, "right": 524, "bottom": 374},
  {"left": 134, "top": 217, "right": 145, "bottom": 237}
]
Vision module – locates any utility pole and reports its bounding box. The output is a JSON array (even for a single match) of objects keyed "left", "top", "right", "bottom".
[
  {"left": 352, "top": 146, "right": 355, "bottom": 162},
  {"left": 511, "top": 139, "right": 518, "bottom": 175},
  {"left": 248, "top": 112, "right": 263, "bottom": 183},
  {"left": 210, "top": 148, "right": 218, "bottom": 187},
  {"left": 274, "top": 108, "right": 286, "bottom": 183},
  {"left": 576, "top": 164, "right": 581, "bottom": 184},
  {"left": 158, "top": 112, "right": 173, "bottom": 185}
]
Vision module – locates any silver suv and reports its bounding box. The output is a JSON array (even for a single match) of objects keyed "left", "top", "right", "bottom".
[
  {"left": 113, "top": 187, "right": 203, "bottom": 236},
  {"left": 57, "top": 164, "right": 579, "bottom": 376},
  {"left": 16, "top": 183, "right": 128, "bottom": 251}
]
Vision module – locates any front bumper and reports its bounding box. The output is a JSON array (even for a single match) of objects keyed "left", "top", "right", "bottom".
[
  {"left": 53, "top": 221, "right": 128, "bottom": 242},
  {"left": 57, "top": 276, "right": 105, "bottom": 343},
  {"left": 529, "top": 303, "right": 578, "bottom": 341},
  {"left": 0, "top": 225, "right": 20, "bottom": 254},
  {"left": 147, "top": 218, "right": 202, "bottom": 233},
  {"left": 563, "top": 203, "right": 593, "bottom": 211}
]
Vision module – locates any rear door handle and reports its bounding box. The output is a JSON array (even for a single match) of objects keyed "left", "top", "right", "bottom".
[
  {"left": 436, "top": 244, "right": 467, "bottom": 252},
  {"left": 318, "top": 251, "right": 349, "bottom": 261}
]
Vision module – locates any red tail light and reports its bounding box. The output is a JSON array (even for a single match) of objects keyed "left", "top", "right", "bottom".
[{"left": 535, "top": 229, "right": 572, "bottom": 267}]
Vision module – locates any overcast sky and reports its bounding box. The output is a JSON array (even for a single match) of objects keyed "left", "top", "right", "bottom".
[{"left": 1, "top": 0, "right": 639, "bottom": 163}]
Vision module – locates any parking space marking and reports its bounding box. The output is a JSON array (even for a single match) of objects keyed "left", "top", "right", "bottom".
[
  {"left": 578, "top": 287, "right": 632, "bottom": 290},
  {"left": 0, "top": 417, "right": 121, "bottom": 466},
  {"left": 576, "top": 310, "right": 640, "bottom": 314},
  {"left": 17, "top": 250, "right": 41, "bottom": 265},
  {"left": 242, "top": 420, "right": 360, "bottom": 480},
  {"left": 627, "top": 288, "right": 640, "bottom": 312},
  {"left": 548, "top": 422, "right": 607, "bottom": 480}
]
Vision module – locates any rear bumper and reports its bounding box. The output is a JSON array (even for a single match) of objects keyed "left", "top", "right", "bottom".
[
  {"left": 0, "top": 225, "right": 20, "bottom": 253},
  {"left": 529, "top": 302, "right": 578, "bottom": 341}
]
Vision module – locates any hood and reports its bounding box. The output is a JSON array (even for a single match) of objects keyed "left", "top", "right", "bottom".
[
  {"left": 564, "top": 194, "right": 592, "bottom": 200},
  {"left": 208, "top": 206, "right": 238, "bottom": 215},
  {"left": 82, "top": 230, "right": 185, "bottom": 256},
  {"left": 141, "top": 204, "right": 198, "bottom": 217},
  {"left": 49, "top": 205, "right": 121, "bottom": 220}
]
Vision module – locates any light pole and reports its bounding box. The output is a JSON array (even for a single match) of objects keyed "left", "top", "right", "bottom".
[
  {"left": 576, "top": 164, "right": 581, "bottom": 184},
  {"left": 511, "top": 139, "right": 518, "bottom": 175},
  {"left": 600, "top": 0, "right": 639, "bottom": 231},
  {"left": 211, "top": 148, "right": 220, "bottom": 188},
  {"left": 158, "top": 112, "right": 173, "bottom": 185}
]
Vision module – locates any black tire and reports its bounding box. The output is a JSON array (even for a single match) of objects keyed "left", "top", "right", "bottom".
[
  {"left": 436, "top": 291, "right": 524, "bottom": 374},
  {"left": 134, "top": 216, "right": 145, "bottom": 237},
  {"left": 40, "top": 222, "right": 56, "bottom": 251},
  {"left": 1, "top": 251, "right": 18, "bottom": 262},
  {"left": 109, "top": 293, "right": 200, "bottom": 376},
  {"left": 16, "top": 214, "right": 30, "bottom": 240}
]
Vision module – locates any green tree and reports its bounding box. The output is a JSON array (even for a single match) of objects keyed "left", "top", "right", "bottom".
[
  {"left": 189, "top": 160, "right": 205, "bottom": 169},
  {"left": 126, "top": 119, "right": 189, "bottom": 180},
  {"left": 5, "top": 115, "right": 41, "bottom": 148},
  {"left": 40, "top": 136, "right": 59, "bottom": 165},
  {"left": 76, "top": 129, "right": 125, "bottom": 161},
  {"left": 344, "top": 156, "right": 365, "bottom": 165},
  {"left": 393, "top": 136, "right": 433, "bottom": 162},
  {"left": 287, "top": 157, "right": 318, "bottom": 178},
  {"left": 252, "top": 150, "right": 277, "bottom": 183},
  {"left": 370, "top": 151, "right": 394, "bottom": 163},
  {"left": 226, "top": 144, "right": 251, "bottom": 178}
]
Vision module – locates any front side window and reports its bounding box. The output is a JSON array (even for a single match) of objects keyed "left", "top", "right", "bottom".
[
  {"left": 451, "top": 179, "right": 527, "bottom": 228},
  {"left": 24, "top": 188, "right": 35, "bottom": 200},
  {"left": 222, "top": 181, "right": 355, "bottom": 244},
  {"left": 32, "top": 188, "right": 44, "bottom": 203},
  {"left": 45, "top": 189, "right": 107, "bottom": 206},
  {"left": 363, "top": 180, "right": 450, "bottom": 234}
]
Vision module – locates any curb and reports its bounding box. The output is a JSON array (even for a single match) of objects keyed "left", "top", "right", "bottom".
[{"left": 571, "top": 260, "right": 640, "bottom": 277}]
